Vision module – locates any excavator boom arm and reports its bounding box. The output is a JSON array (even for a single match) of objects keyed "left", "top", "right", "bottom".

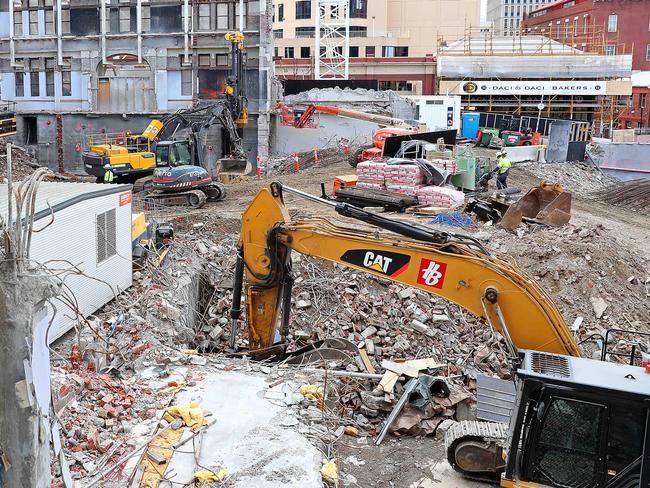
[
  {"left": 295, "top": 104, "right": 417, "bottom": 130},
  {"left": 237, "top": 184, "right": 580, "bottom": 358}
]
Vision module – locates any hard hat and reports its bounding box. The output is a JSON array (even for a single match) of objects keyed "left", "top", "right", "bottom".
[{"left": 496, "top": 151, "right": 506, "bottom": 158}]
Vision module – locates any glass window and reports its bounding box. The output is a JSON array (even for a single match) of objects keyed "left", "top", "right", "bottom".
[
  {"left": 296, "top": 0, "right": 310, "bottom": 19},
  {"left": 349, "top": 26, "right": 367, "bottom": 37},
  {"left": 216, "top": 3, "right": 228, "bottom": 30},
  {"left": 382, "top": 46, "right": 408, "bottom": 57},
  {"left": 156, "top": 145, "right": 169, "bottom": 166},
  {"left": 45, "top": 9, "right": 55, "bottom": 34},
  {"left": 606, "top": 44, "right": 616, "bottom": 56},
  {"left": 278, "top": 3, "right": 284, "bottom": 21},
  {"left": 45, "top": 70, "right": 54, "bottom": 96},
  {"left": 61, "top": 70, "right": 71, "bottom": 96},
  {"left": 29, "top": 9, "right": 38, "bottom": 34},
  {"left": 181, "top": 69, "right": 192, "bottom": 96},
  {"left": 235, "top": 1, "right": 246, "bottom": 29},
  {"left": 349, "top": 46, "right": 359, "bottom": 57},
  {"left": 350, "top": 0, "right": 367, "bottom": 18},
  {"left": 284, "top": 47, "right": 294, "bottom": 58},
  {"left": 583, "top": 15, "right": 588, "bottom": 34},
  {"left": 273, "top": 29, "right": 283, "bottom": 39},
  {"left": 295, "top": 26, "right": 315, "bottom": 37},
  {"left": 366, "top": 45, "right": 375, "bottom": 57},
  {"left": 605, "top": 405, "right": 646, "bottom": 477},
  {"left": 15, "top": 71, "right": 24, "bottom": 97},
  {"left": 300, "top": 46, "right": 310, "bottom": 58},
  {"left": 174, "top": 143, "right": 191, "bottom": 165},
  {"left": 198, "top": 54, "right": 211, "bottom": 66},
  {"left": 608, "top": 14, "right": 617, "bottom": 32},
  {"left": 531, "top": 398, "right": 603, "bottom": 487},
  {"left": 647, "top": 44, "right": 650, "bottom": 61},
  {"left": 30, "top": 74, "right": 40, "bottom": 97},
  {"left": 198, "top": 3, "right": 211, "bottom": 30}
]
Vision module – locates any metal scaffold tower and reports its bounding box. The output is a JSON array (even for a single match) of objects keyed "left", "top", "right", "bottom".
[{"left": 315, "top": 0, "right": 350, "bottom": 80}]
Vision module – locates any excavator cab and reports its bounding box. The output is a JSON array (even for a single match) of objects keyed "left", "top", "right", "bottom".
[
  {"left": 155, "top": 141, "right": 193, "bottom": 167},
  {"left": 448, "top": 350, "right": 650, "bottom": 487}
]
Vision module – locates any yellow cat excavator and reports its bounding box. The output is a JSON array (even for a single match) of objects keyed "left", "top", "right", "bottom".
[{"left": 232, "top": 182, "right": 650, "bottom": 488}]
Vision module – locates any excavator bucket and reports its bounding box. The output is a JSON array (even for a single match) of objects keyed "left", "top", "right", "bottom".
[
  {"left": 499, "top": 181, "right": 572, "bottom": 230},
  {"left": 215, "top": 157, "right": 253, "bottom": 182}
]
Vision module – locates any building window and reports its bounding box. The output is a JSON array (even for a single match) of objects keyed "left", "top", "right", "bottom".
[
  {"left": 366, "top": 46, "right": 375, "bottom": 57},
  {"left": 607, "top": 14, "right": 617, "bottom": 32},
  {"left": 45, "top": 71, "right": 54, "bottom": 96},
  {"left": 605, "top": 44, "right": 616, "bottom": 56},
  {"left": 151, "top": 5, "right": 182, "bottom": 33},
  {"left": 198, "top": 54, "right": 211, "bottom": 67},
  {"left": 70, "top": 8, "right": 100, "bottom": 35},
  {"left": 216, "top": 3, "right": 228, "bottom": 29},
  {"left": 640, "top": 93, "right": 647, "bottom": 109},
  {"left": 96, "top": 209, "right": 117, "bottom": 265},
  {"left": 382, "top": 46, "right": 409, "bottom": 57},
  {"left": 350, "top": 0, "right": 367, "bottom": 18},
  {"left": 15, "top": 72, "right": 25, "bottom": 97},
  {"left": 378, "top": 81, "right": 413, "bottom": 92},
  {"left": 295, "top": 26, "right": 315, "bottom": 37},
  {"left": 13, "top": 11, "right": 23, "bottom": 36},
  {"left": 573, "top": 18, "right": 578, "bottom": 35},
  {"left": 278, "top": 3, "right": 284, "bottom": 21},
  {"left": 349, "top": 46, "right": 359, "bottom": 57},
  {"left": 583, "top": 15, "right": 588, "bottom": 34},
  {"left": 349, "top": 26, "right": 367, "bottom": 37},
  {"left": 181, "top": 69, "right": 192, "bottom": 96},
  {"left": 198, "top": 4, "right": 211, "bottom": 30},
  {"left": 273, "top": 29, "right": 283, "bottom": 39},
  {"left": 29, "top": 59, "right": 40, "bottom": 97},
  {"left": 300, "top": 46, "right": 311, "bottom": 58},
  {"left": 29, "top": 10, "right": 38, "bottom": 35},
  {"left": 284, "top": 47, "right": 294, "bottom": 58},
  {"left": 274, "top": 47, "right": 279, "bottom": 58},
  {"left": 647, "top": 44, "right": 650, "bottom": 61},
  {"left": 45, "top": 9, "right": 55, "bottom": 34},
  {"left": 62, "top": 70, "right": 71, "bottom": 97},
  {"left": 235, "top": 2, "right": 247, "bottom": 29},
  {"left": 296, "top": 0, "right": 311, "bottom": 19}
]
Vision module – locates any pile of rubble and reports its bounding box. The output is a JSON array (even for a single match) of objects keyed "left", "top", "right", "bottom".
[
  {"left": 517, "top": 160, "right": 615, "bottom": 196},
  {"left": 0, "top": 139, "right": 42, "bottom": 180},
  {"left": 266, "top": 146, "right": 352, "bottom": 175}
]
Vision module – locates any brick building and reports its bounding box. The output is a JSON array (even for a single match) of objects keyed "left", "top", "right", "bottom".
[{"left": 522, "top": 0, "right": 650, "bottom": 71}]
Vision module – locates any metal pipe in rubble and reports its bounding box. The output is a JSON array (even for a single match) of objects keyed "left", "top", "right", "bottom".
[{"left": 229, "top": 251, "right": 245, "bottom": 350}]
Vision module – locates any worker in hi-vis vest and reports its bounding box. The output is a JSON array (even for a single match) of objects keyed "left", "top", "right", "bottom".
[
  {"left": 103, "top": 168, "right": 115, "bottom": 183},
  {"left": 495, "top": 151, "right": 511, "bottom": 189}
]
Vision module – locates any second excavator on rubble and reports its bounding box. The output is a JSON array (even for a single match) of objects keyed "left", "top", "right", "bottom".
[
  {"left": 83, "top": 32, "right": 250, "bottom": 208},
  {"left": 231, "top": 182, "right": 650, "bottom": 488}
]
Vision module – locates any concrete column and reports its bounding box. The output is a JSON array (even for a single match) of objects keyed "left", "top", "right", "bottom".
[
  {"left": 100, "top": 0, "right": 107, "bottom": 63},
  {"left": 137, "top": 0, "right": 142, "bottom": 62},
  {"left": 0, "top": 263, "right": 59, "bottom": 488}
]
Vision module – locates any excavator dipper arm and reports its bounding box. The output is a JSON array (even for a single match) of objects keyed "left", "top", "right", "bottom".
[{"left": 236, "top": 183, "right": 580, "bottom": 358}]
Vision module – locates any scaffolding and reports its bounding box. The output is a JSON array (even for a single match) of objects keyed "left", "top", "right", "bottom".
[{"left": 315, "top": 0, "right": 350, "bottom": 80}]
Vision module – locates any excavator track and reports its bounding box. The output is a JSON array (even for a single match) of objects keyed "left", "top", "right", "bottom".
[
  {"left": 144, "top": 189, "right": 208, "bottom": 209},
  {"left": 445, "top": 420, "right": 509, "bottom": 483}
]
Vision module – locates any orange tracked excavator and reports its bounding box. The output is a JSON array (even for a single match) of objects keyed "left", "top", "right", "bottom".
[{"left": 230, "top": 183, "right": 650, "bottom": 488}]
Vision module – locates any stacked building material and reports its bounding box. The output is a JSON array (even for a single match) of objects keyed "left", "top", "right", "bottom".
[
  {"left": 429, "top": 159, "right": 460, "bottom": 174},
  {"left": 356, "top": 161, "right": 387, "bottom": 190},
  {"left": 385, "top": 164, "right": 426, "bottom": 196},
  {"left": 416, "top": 186, "right": 465, "bottom": 208}
]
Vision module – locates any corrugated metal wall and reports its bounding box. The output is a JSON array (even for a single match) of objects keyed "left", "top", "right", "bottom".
[{"left": 29, "top": 190, "right": 133, "bottom": 342}]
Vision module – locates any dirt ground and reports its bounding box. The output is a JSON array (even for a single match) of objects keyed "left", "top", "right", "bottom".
[{"left": 87, "top": 153, "right": 650, "bottom": 488}]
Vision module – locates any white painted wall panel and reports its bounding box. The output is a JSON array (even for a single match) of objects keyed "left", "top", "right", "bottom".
[{"left": 28, "top": 190, "right": 133, "bottom": 343}]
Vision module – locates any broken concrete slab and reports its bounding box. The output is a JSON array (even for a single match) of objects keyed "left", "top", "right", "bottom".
[{"left": 163, "top": 371, "right": 323, "bottom": 488}]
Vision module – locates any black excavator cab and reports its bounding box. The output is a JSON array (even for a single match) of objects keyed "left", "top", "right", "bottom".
[{"left": 504, "top": 351, "right": 650, "bottom": 487}]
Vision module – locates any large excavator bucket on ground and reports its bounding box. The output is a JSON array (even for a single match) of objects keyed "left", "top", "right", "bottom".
[
  {"left": 499, "top": 181, "right": 572, "bottom": 230},
  {"left": 216, "top": 157, "right": 253, "bottom": 181}
]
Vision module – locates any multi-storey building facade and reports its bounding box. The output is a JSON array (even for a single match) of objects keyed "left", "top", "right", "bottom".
[
  {"left": 272, "top": 0, "right": 480, "bottom": 95},
  {"left": 486, "top": 0, "right": 555, "bottom": 36},
  {"left": 522, "top": 0, "right": 650, "bottom": 128},
  {"left": 0, "top": 0, "right": 273, "bottom": 171}
]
